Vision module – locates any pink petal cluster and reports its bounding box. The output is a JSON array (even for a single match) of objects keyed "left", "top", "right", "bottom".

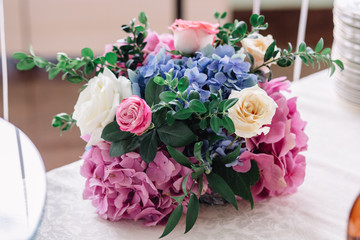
[
  {"left": 143, "top": 30, "right": 176, "bottom": 56},
  {"left": 116, "top": 95, "right": 152, "bottom": 135},
  {"left": 169, "top": 19, "right": 219, "bottom": 54},
  {"left": 236, "top": 77, "right": 308, "bottom": 201},
  {"left": 169, "top": 19, "right": 220, "bottom": 34},
  {"left": 80, "top": 142, "right": 207, "bottom": 226}
]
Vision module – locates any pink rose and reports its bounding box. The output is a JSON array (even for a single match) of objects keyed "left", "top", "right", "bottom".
[
  {"left": 169, "top": 19, "right": 219, "bottom": 54},
  {"left": 143, "top": 30, "right": 176, "bottom": 55},
  {"left": 116, "top": 95, "right": 152, "bottom": 135}
]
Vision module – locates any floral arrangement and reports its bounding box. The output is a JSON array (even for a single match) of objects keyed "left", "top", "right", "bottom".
[{"left": 14, "top": 12, "right": 343, "bottom": 238}]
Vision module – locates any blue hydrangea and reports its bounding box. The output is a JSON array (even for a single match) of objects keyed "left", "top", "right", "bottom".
[{"left": 129, "top": 45, "right": 258, "bottom": 101}]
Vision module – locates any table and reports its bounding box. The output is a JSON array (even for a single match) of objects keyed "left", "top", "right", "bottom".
[
  {"left": 0, "top": 118, "right": 46, "bottom": 240},
  {"left": 35, "top": 70, "right": 360, "bottom": 240}
]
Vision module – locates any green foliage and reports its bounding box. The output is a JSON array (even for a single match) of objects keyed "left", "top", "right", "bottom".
[
  {"left": 160, "top": 204, "right": 183, "bottom": 238},
  {"left": 185, "top": 193, "right": 199, "bottom": 233},
  {"left": 206, "top": 172, "right": 238, "bottom": 210},
  {"left": 250, "top": 39, "right": 344, "bottom": 78},
  {"left": 214, "top": 13, "right": 268, "bottom": 50},
  {"left": 51, "top": 113, "right": 76, "bottom": 132}
]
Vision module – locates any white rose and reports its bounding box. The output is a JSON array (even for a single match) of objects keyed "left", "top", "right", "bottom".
[
  {"left": 73, "top": 68, "right": 132, "bottom": 146},
  {"left": 241, "top": 33, "right": 276, "bottom": 69},
  {"left": 228, "top": 85, "right": 277, "bottom": 138}
]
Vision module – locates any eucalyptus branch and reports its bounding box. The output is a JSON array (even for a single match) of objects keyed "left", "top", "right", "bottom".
[{"left": 250, "top": 38, "right": 344, "bottom": 77}]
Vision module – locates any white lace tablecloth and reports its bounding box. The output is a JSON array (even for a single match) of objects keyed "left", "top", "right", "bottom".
[{"left": 35, "top": 70, "right": 360, "bottom": 240}]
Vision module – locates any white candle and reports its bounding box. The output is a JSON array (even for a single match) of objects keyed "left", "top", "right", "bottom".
[
  {"left": 293, "top": 0, "right": 309, "bottom": 81},
  {"left": 252, "top": 0, "right": 261, "bottom": 15}
]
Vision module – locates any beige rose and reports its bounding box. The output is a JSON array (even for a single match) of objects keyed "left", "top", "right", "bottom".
[
  {"left": 228, "top": 85, "right": 277, "bottom": 138},
  {"left": 241, "top": 33, "right": 276, "bottom": 69}
]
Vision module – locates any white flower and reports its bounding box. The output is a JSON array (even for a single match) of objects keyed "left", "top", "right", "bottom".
[
  {"left": 73, "top": 68, "right": 132, "bottom": 146},
  {"left": 228, "top": 85, "right": 278, "bottom": 138},
  {"left": 241, "top": 33, "right": 276, "bottom": 69}
]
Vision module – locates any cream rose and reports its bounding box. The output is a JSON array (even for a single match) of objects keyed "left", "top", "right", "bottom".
[
  {"left": 228, "top": 85, "right": 277, "bottom": 138},
  {"left": 73, "top": 68, "right": 132, "bottom": 146},
  {"left": 241, "top": 33, "right": 276, "bottom": 69}
]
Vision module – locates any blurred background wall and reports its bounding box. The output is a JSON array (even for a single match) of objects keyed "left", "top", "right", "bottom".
[{"left": 0, "top": 0, "right": 334, "bottom": 171}]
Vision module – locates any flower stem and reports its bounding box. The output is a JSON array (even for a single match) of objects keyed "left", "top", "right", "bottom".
[{"left": 226, "top": 136, "right": 239, "bottom": 150}]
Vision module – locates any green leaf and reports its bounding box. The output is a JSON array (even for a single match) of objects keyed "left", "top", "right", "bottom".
[
  {"left": 48, "top": 68, "right": 61, "bottom": 80},
  {"left": 246, "top": 52, "right": 254, "bottom": 66},
  {"left": 334, "top": 59, "right": 344, "bottom": 70},
  {"left": 177, "top": 76, "right": 189, "bottom": 93},
  {"left": 84, "top": 62, "right": 95, "bottom": 75},
  {"left": 208, "top": 99, "right": 219, "bottom": 113},
  {"left": 105, "top": 52, "right": 117, "bottom": 65},
  {"left": 257, "top": 15, "right": 265, "bottom": 25},
  {"left": 223, "top": 98, "right": 238, "bottom": 111},
  {"left": 330, "top": 62, "right": 336, "bottom": 76},
  {"left": 264, "top": 41, "right": 276, "bottom": 62},
  {"left": 321, "top": 48, "right": 331, "bottom": 55},
  {"left": 206, "top": 172, "right": 238, "bottom": 210},
  {"left": 160, "top": 204, "right": 183, "bottom": 238},
  {"left": 81, "top": 47, "right": 94, "bottom": 59},
  {"left": 145, "top": 77, "right": 165, "bottom": 106},
  {"left": 153, "top": 76, "right": 165, "bottom": 85},
  {"left": 166, "top": 111, "right": 175, "bottom": 126},
  {"left": 152, "top": 107, "right": 167, "bottom": 128},
  {"left": 210, "top": 116, "right": 221, "bottom": 133},
  {"left": 242, "top": 160, "right": 260, "bottom": 186},
  {"left": 29, "top": 45, "right": 35, "bottom": 56},
  {"left": 299, "top": 55, "right": 308, "bottom": 66},
  {"left": 191, "top": 166, "right": 205, "bottom": 179},
  {"left": 287, "top": 42, "right": 293, "bottom": 52},
  {"left": 16, "top": 59, "right": 35, "bottom": 71},
  {"left": 199, "top": 118, "right": 207, "bottom": 130},
  {"left": 134, "top": 25, "right": 145, "bottom": 32},
  {"left": 101, "top": 121, "right": 133, "bottom": 142},
  {"left": 315, "top": 38, "right": 324, "bottom": 53},
  {"left": 166, "top": 146, "right": 192, "bottom": 168},
  {"left": 298, "top": 42, "right": 306, "bottom": 52},
  {"left": 218, "top": 144, "right": 242, "bottom": 164},
  {"left": 109, "top": 136, "right": 139, "bottom": 157},
  {"left": 12, "top": 52, "right": 29, "bottom": 60},
  {"left": 237, "top": 21, "right": 247, "bottom": 35},
  {"left": 193, "top": 141, "right": 203, "bottom": 162},
  {"left": 139, "top": 130, "right": 158, "bottom": 163},
  {"left": 220, "top": 12, "right": 227, "bottom": 19},
  {"left": 158, "top": 121, "right": 196, "bottom": 147},
  {"left": 170, "top": 77, "right": 178, "bottom": 89},
  {"left": 212, "top": 159, "right": 255, "bottom": 208},
  {"left": 189, "top": 99, "right": 207, "bottom": 113},
  {"left": 121, "top": 24, "right": 131, "bottom": 33},
  {"left": 33, "top": 56, "right": 48, "bottom": 68},
  {"left": 189, "top": 90, "right": 200, "bottom": 100},
  {"left": 185, "top": 193, "right": 199, "bottom": 233},
  {"left": 198, "top": 175, "right": 203, "bottom": 196},
  {"left": 172, "top": 195, "right": 185, "bottom": 204},
  {"left": 250, "top": 14, "right": 259, "bottom": 27},
  {"left": 159, "top": 91, "right": 177, "bottom": 103},
  {"left": 182, "top": 173, "right": 190, "bottom": 195},
  {"left": 173, "top": 108, "right": 192, "bottom": 120},
  {"left": 214, "top": 11, "right": 220, "bottom": 19},
  {"left": 66, "top": 76, "right": 84, "bottom": 84},
  {"left": 222, "top": 115, "right": 235, "bottom": 134},
  {"left": 138, "top": 12, "right": 147, "bottom": 25}
]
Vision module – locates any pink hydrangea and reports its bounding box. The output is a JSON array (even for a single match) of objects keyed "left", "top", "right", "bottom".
[
  {"left": 240, "top": 77, "right": 308, "bottom": 201},
  {"left": 80, "top": 142, "right": 208, "bottom": 226}
]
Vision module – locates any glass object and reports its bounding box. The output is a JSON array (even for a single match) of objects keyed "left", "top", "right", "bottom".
[{"left": 348, "top": 194, "right": 360, "bottom": 240}]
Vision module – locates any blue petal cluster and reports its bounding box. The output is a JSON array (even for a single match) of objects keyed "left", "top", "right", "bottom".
[{"left": 129, "top": 45, "right": 258, "bottom": 101}]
